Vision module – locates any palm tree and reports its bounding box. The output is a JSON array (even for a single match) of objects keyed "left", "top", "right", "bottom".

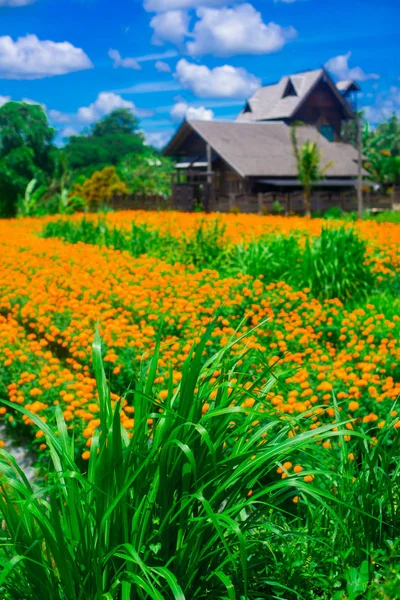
[{"left": 291, "top": 125, "right": 334, "bottom": 217}]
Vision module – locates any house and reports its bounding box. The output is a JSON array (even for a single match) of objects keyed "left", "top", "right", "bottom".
[{"left": 163, "top": 68, "right": 363, "bottom": 213}]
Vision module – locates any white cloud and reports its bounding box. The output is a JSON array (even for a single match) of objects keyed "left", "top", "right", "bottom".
[
  {"left": 144, "top": 130, "right": 172, "bottom": 148},
  {"left": 116, "top": 81, "right": 181, "bottom": 94},
  {"left": 77, "top": 92, "right": 151, "bottom": 123},
  {"left": 61, "top": 126, "right": 79, "bottom": 138},
  {"left": 175, "top": 59, "right": 260, "bottom": 98},
  {"left": 171, "top": 100, "right": 214, "bottom": 121},
  {"left": 21, "top": 97, "right": 46, "bottom": 109},
  {"left": 144, "top": 0, "right": 226, "bottom": 12},
  {"left": 150, "top": 10, "right": 189, "bottom": 45},
  {"left": 325, "top": 52, "right": 380, "bottom": 82},
  {"left": 155, "top": 60, "right": 171, "bottom": 73},
  {"left": 0, "top": 0, "right": 36, "bottom": 5},
  {"left": 0, "top": 95, "right": 11, "bottom": 106},
  {"left": 187, "top": 4, "right": 296, "bottom": 57},
  {"left": 0, "top": 34, "right": 93, "bottom": 79},
  {"left": 49, "top": 109, "right": 70, "bottom": 123},
  {"left": 109, "top": 48, "right": 141, "bottom": 70},
  {"left": 135, "top": 50, "right": 178, "bottom": 62},
  {"left": 363, "top": 86, "right": 400, "bottom": 124}
]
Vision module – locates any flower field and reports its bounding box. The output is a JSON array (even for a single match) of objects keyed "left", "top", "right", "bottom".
[
  {"left": 0, "top": 211, "right": 400, "bottom": 599},
  {"left": 0, "top": 212, "right": 399, "bottom": 458}
]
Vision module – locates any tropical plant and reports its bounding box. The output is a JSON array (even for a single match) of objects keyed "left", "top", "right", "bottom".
[
  {"left": 17, "top": 178, "right": 46, "bottom": 217},
  {"left": 291, "top": 125, "right": 334, "bottom": 217}
]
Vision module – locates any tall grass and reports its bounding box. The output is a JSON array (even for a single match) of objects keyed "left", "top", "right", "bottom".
[
  {"left": 0, "top": 327, "right": 399, "bottom": 599},
  {"left": 227, "top": 227, "right": 374, "bottom": 301}
]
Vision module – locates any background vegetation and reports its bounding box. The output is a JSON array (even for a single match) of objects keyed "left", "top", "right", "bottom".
[
  {"left": 0, "top": 104, "right": 174, "bottom": 218},
  {"left": 0, "top": 101, "right": 400, "bottom": 218}
]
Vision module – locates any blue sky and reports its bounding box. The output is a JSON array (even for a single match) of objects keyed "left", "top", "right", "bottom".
[{"left": 0, "top": 0, "right": 399, "bottom": 147}]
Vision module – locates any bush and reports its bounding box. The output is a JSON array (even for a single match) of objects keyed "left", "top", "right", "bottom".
[{"left": 69, "top": 166, "right": 127, "bottom": 206}]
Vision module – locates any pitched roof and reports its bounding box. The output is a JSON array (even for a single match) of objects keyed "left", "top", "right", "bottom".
[
  {"left": 164, "top": 120, "right": 361, "bottom": 179},
  {"left": 237, "top": 68, "right": 354, "bottom": 122},
  {"left": 336, "top": 80, "right": 361, "bottom": 93}
]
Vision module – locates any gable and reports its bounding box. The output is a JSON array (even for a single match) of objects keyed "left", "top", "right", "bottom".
[
  {"left": 237, "top": 68, "right": 355, "bottom": 123},
  {"left": 282, "top": 78, "right": 297, "bottom": 98},
  {"left": 293, "top": 78, "right": 351, "bottom": 120}
]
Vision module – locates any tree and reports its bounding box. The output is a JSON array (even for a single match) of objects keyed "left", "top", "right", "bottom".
[
  {"left": 363, "top": 115, "right": 400, "bottom": 203},
  {"left": 65, "top": 134, "right": 145, "bottom": 178},
  {"left": 119, "top": 150, "right": 174, "bottom": 197},
  {"left": 92, "top": 108, "right": 140, "bottom": 137},
  {"left": 0, "top": 101, "right": 56, "bottom": 216},
  {"left": 64, "top": 109, "right": 146, "bottom": 178},
  {"left": 291, "top": 126, "right": 334, "bottom": 217}
]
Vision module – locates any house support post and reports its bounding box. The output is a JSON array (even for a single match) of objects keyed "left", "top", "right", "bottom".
[
  {"left": 257, "top": 193, "right": 262, "bottom": 215},
  {"left": 357, "top": 114, "right": 363, "bottom": 219},
  {"left": 206, "top": 143, "right": 213, "bottom": 212}
]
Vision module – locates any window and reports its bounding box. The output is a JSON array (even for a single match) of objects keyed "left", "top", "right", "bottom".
[{"left": 320, "top": 124, "right": 335, "bottom": 142}]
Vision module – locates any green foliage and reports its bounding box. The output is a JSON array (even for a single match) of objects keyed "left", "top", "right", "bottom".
[
  {"left": 301, "top": 226, "right": 374, "bottom": 301},
  {"left": 16, "top": 178, "right": 47, "bottom": 217},
  {"left": 370, "top": 210, "right": 400, "bottom": 224},
  {"left": 272, "top": 200, "right": 285, "bottom": 215},
  {"left": 0, "top": 328, "right": 399, "bottom": 599},
  {"left": 178, "top": 219, "right": 227, "bottom": 269},
  {"left": 42, "top": 217, "right": 172, "bottom": 259},
  {"left": 0, "top": 101, "right": 56, "bottom": 217},
  {"left": 92, "top": 108, "right": 141, "bottom": 138},
  {"left": 363, "top": 115, "right": 400, "bottom": 193},
  {"left": 42, "top": 217, "right": 227, "bottom": 269},
  {"left": 227, "top": 234, "right": 300, "bottom": 282},
  {"left": 119, "top": 149, "right": 174, "bottom": 197},
  {"left": 291, "top": 125, "right": 334, "bottom": 216},
  {"left": 64, "top": 109, "right": 146, "bottom": 178},
  {"left": 227, "top": 227, "right": 374, "bottom": 302}
]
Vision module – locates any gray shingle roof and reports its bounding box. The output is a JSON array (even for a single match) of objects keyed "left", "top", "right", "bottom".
[
  {"left": 184, "top": 120, "right": 360, "bottom": 178},
  {"left": 336, "top": 80, "right": 361, "bottom": 92},
  {"left": 237, "top": 68, "right": 353, "bottom": 122}
]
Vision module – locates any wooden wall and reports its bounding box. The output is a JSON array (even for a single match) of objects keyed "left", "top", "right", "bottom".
[{"left": 293, "top": 80, "right": 347, "bottom": 141}]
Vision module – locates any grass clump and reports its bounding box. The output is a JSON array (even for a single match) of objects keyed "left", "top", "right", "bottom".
[{"left": 227, "top": 226, "right": 374, "bottom": 302}]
